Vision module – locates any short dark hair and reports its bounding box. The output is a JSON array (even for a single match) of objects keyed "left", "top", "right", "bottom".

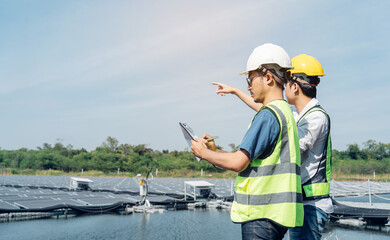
[
  {"left": 257, "top": 68, "right": 285, "bottom": 90},
  {"left": 289, "top": 76, "right": 320, "bottom": 98}
]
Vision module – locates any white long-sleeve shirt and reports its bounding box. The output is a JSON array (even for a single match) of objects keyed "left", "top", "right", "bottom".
[{"left": 291, "top": 98, "right": 333, "bottom": 213}]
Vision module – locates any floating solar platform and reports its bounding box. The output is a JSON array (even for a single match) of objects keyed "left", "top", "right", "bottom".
[
  {"left": 0, "top": 175, "right": 235, "bottom": 197},
  {"left": 0, "top": 175, "right": 233, "bottom": 216}
]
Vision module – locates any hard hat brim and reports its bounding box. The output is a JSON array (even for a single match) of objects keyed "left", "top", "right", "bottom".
[{"left": 240, "top": 66, "right": 294, "bottom": 76}]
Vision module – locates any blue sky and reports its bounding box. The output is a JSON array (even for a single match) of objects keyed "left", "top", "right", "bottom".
[{"left": 1, "top": 0, "right": 389, "bottom": 152}]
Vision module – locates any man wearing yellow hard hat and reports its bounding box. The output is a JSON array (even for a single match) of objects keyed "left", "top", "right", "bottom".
[{"left": 213, "top": 53, "right": 332, "bottom": 240}]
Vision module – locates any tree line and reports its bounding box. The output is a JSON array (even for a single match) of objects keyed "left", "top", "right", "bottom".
[
  {"left": 333, "top": 139, "right": 390, "bottom": 175},
  {"left": 0, "top": 137, "right": 224, "bottom": 175},
  {"left": 333, "top": 140, "right": 390, "bottom": 161},
  {"left": 0, "top": 137, "right": 389, "bottom": 176}
]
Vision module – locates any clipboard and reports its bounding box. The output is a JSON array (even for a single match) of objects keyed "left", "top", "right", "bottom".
[{"left": 179, "top": 122, "right": 201, "bottom": 161}]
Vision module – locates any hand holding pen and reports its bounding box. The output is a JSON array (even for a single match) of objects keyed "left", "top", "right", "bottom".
[{"left": 202, "top": 134, "right": 219, "bottom": 151}]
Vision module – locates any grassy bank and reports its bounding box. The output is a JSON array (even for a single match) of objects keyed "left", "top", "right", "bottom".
[
  {"left": 1, "top": 168, "right": 237, "bottom": 179},
  {"left": 331, "top": 172, "right": 390, "bottom": 182},
  {"left": 2, "top": 168, "right": 390, "bottom": 181}
]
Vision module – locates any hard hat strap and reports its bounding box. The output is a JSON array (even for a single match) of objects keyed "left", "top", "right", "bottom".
[
  {"left": 258, "top": 66, "right": 286, "bottom": 89},
  {"left": 291, "top": 75, "right": 317, "bottom": 87},
  {"left": 257, "top": 66, "right": 267, "bottom": 75}
]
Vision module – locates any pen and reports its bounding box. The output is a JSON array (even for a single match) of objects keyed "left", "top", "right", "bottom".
[{"left": 206, "top": 136, "right": 219, "bottom": 142}]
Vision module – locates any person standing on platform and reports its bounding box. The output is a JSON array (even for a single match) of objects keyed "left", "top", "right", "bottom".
[
  {"left": 212, "top": 54, "right": 332, "bottom": 240},
  {"left": 191, "top": 43, "right": 303, "bottom": 240}
]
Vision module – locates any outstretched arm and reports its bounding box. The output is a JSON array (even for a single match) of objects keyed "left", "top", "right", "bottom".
[{"left": 212, "top": 82, "right": 262, "bottom": 112}]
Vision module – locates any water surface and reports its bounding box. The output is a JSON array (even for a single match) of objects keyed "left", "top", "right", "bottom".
[{"left": 1, "top": 209, "right": 389, "bottom": 240}]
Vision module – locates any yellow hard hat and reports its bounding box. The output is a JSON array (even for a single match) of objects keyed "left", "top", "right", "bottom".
[{"left": 289, "top": 54, "right": 325, "bottom": 76}]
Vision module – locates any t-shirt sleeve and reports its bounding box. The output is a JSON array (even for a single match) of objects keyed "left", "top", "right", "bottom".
[{"left": 239, "top": 109, "right": 280, "bottom": 161}]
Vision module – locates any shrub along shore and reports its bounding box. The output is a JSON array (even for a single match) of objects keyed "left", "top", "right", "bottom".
[
  {"left": 1, "top": 137, "right": 389, "bottom": 181},
  {"left": 2, "top": 169, "right": 390, "bottom": 182}
]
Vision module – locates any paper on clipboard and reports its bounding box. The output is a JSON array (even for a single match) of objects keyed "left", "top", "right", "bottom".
[{"left": 179, "top": 122, "right": 201, "bottom": 161}]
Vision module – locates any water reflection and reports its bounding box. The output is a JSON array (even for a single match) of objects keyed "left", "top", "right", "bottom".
[
  {"left": 137, "top": 213, "right": 150, "bottom": 239},
  {"left": 322, "top": 222, "right": 390, "bottom": 240},
  {"left": 1, "top": 209, "right": 389, "bottom": 240}
]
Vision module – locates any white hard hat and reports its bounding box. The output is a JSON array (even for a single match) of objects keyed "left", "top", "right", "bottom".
[{"left": 240, "top": 43, "right": 293, "bottom": 75}]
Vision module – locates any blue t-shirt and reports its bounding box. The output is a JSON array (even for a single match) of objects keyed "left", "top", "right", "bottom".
[{"left": 239, "top": 109, "right": 280, "bottom": 161}]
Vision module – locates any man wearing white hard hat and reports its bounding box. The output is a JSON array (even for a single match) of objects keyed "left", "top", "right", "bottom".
[
  {"left": 191, "top": 43, "right": 303, "bottom": 240},
  {"left": 212, "top": 53, "right": 332, "bottom": 240}
]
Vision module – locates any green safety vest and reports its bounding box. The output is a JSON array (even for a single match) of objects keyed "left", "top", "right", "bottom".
[
  {"left": 297, "top": 106, "right": 332, "bottom": 200},
  {"left": 231, "top": 100, "right": 304, "bottom": 227}
]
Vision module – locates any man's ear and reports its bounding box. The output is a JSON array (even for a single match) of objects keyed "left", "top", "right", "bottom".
[
  {"left": 265, "top": 72, "right": 274, "bottom": 84},
  {"left": 292, "top": 82, "right": 300, "bottom": 94}
]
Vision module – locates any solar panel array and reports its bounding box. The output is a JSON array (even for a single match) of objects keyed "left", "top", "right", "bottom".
[
  {"left": 0, "top": 175, "right": 235, "bottom": 212},
  {"left": 0, "top": 175, "right": 234, "bottom": 196}
]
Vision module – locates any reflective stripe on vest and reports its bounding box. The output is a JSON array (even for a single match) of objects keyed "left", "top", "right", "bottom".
[
  {"left": 231, "top": 100, "right": 303, "bottom": 227},
  {"left": 298, "top": 106, "right": 332, "bottom": 200}
]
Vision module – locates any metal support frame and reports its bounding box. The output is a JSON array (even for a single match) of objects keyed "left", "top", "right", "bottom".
[{"left": 184, "top": 181, "right": 215, "bottom": 201}]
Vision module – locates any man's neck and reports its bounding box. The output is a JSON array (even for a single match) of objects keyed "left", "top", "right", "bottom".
[
  {"left": 295, "top": 96, "right": 313, "bottom": 114},
  {"left": 262, "top": 90, "right": 284, "bottom": 106}
]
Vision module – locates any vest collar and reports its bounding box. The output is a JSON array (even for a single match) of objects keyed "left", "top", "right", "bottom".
[{"left": 296, "top": 98, "right": 320, "bottom": 120}]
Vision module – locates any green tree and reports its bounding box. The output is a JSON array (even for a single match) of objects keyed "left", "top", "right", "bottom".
[
  {"left": 228, "top": 143, "right": 238, "bottom": 152},
  {"left": 42, "top": 143, "right": 52, "bottom": 150},
  {"left": 133, "top": 144, "right": 152, "bottom": 156},
  {"left": 347, "top": 143, "right": 360, "bottom": 160},
  {"left": 373, "top": 142, "right": 389, "bottom": 160},
  {"left": 363, "top": 139, "right": 377, "bottom": 151},
  {"left": 99, "top": 136, "right": 119, "bottom": 152},
  {"left": 118, "top": 144, "right": 135, "bottom": 155}
]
